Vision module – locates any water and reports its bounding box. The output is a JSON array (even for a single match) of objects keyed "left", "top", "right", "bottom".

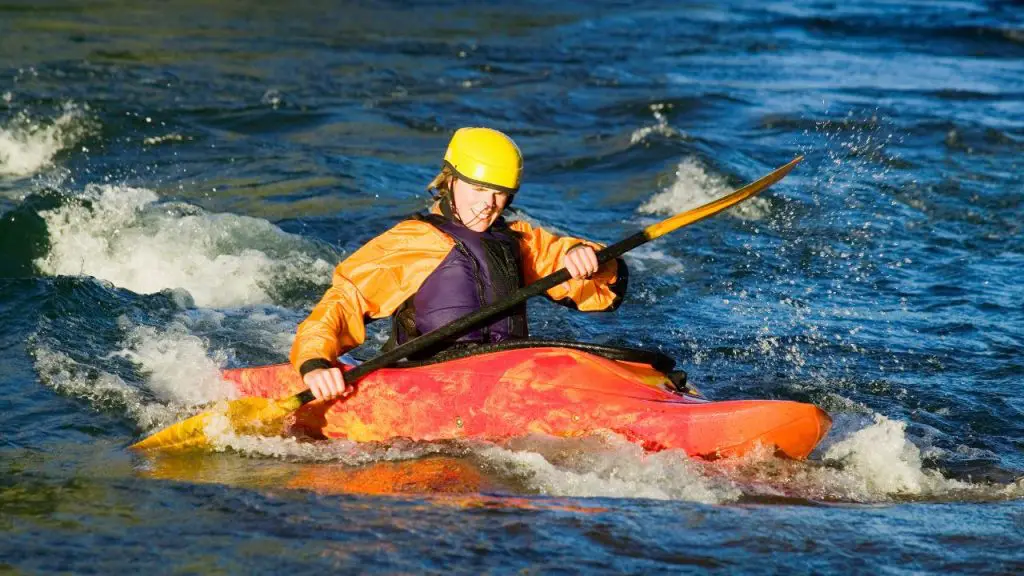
[{"left": 2, "top": 0, "right": 1022, "bottom": 572}]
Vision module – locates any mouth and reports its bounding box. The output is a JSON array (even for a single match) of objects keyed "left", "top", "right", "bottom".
[{"left": 473, "top": 208, "right": 496, "bottom": 221}]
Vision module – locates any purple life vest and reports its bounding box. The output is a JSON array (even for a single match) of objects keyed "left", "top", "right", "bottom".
[{"left": 386, "top": 214, "right": 528, "bottom": 356}]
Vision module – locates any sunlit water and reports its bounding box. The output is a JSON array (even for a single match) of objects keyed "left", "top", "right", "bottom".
[{"left": 2, "top": 1, "right": 1022, "bottom": 572}]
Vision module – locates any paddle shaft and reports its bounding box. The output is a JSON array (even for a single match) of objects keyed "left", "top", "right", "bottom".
[{"left": 295, "top": 155, "right": 804, "bottom": 404}]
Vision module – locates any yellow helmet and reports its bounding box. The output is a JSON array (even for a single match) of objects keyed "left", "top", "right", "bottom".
[{"left": 443, "top": 127, "right": 522, "bottom": 194}]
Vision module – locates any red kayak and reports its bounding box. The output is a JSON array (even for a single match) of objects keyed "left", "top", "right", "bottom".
[{"left": 223, "top": 345, "right": 830, "bottom": 459}]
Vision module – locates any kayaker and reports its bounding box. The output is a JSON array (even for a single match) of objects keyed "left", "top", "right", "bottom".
[{"left": 292, "top": 127, "right": 628, "bottom": 400}]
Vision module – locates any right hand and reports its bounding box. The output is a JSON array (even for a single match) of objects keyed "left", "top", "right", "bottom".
[
  {"left": 302, "top": 367, "right": 353, "bottom": 401},
  {"left": 563, "top": 244, "right": 600, "bottom": 280}
]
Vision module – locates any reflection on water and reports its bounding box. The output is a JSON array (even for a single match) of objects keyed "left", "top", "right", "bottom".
[{"left": 140, "top": 453, "right": 494, "bottom": 496}]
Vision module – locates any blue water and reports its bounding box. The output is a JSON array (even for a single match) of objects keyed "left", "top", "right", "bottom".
[{"left": 2, "top": 0, "right": 1022, "bottom": 572}]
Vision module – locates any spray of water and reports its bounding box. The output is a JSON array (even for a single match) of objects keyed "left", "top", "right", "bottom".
[{"left": 0, "top": 103, "right": 89, "bottom": 177}]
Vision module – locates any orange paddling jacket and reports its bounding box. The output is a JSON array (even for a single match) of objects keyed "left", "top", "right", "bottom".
[{"left": 290, "top": 205, "right": 627, "bottom": 375}]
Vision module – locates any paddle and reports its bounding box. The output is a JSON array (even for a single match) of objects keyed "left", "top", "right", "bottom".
[{"left": 131, "top": 155, "right": 803, "bottom": 451}]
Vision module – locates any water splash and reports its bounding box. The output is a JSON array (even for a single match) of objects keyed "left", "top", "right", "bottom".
[
  {"left": 821, "top": 414, "right": 963, "bottom": 497},
  {"left": 113, "top": 319, "right": 236, "bottom": 406},
  {"left": 200, "top": 415, "right": 1022, "bottom": 503},
  {"left": 478, "top": 433, "right": 740, "bottom": 503},
  {"left": 722, "top": 414, "right": 1023, "bottom": 503},
  {"left": 142, "top": 133, "right": 187, "bottom": 146},
  {"left": 0, "top": 103, "right": 89, "bottom": 177},
  {"left": 629, "top": 103, "right": 684, "bottom": 144},
  {"left": 34, "top": 184, "right": 334, "bottom": 308},
  {"left": 32, "top": 346, "right": 176, "bottom": 432},
  {"left": 205, "top": 418, "right": 461, "bottom": 465},
  {"left": 639, "top": 157, "right": 771, "bottom": 220}
]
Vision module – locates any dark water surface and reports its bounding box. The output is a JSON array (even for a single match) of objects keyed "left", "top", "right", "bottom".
[{"left": 2, "top": 0, "right": 1022, "bottom": 572}]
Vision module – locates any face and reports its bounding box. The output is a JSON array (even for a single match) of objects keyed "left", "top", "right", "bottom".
[{"left": 450, "top": 177, "right": 510, "bottom": 232}]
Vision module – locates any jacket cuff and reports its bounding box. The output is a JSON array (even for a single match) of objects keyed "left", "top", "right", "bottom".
[
  {"left": 567, "top": 241, "right": 600, "bottom": 255},
  {"left": 605, "top": 257, "right": 629, "bottom": 311},
  {"left": 299, "top": 358, "right": 334, "bottom": 377}
]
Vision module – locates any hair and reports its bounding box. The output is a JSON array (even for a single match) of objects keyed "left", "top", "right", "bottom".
[{"left": 427, "top": 165, "right": 455, "bottom": 201}]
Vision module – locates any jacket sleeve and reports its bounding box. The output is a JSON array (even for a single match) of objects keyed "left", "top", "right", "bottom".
[
  {"left": 508, "top": 220, "right": 628, "bottom": 312},
  {"left": 290, "top": 220, "right": 454, "bottom": 375}
]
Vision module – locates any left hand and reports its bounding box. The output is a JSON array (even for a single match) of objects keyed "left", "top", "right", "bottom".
[{"left": 563, "top": 245, "right": 600, "bottom": 280}]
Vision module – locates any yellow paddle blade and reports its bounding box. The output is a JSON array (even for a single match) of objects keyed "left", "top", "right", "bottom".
[
  {"left": 644, "top": 156, "right": 803, "bottom": 240},
  {"left": 130, "top": 394, "right": 304, "bottom": 452}
]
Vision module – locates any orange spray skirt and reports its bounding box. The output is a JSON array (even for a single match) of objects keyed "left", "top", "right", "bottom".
[{"left": 224, "top": 347, "right": 831, "bottom": 459}]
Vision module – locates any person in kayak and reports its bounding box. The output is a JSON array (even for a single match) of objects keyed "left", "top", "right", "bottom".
[{"left": 292, "top": 127, "right": 628, "bottom": 401}]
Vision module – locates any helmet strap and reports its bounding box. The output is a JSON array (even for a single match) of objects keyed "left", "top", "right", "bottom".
[
  {"left": 442, "top": 174, "right": 464, "bottom": 224},
  {"left": 440, "top": 192, "right": 459, "bottom": 223}
]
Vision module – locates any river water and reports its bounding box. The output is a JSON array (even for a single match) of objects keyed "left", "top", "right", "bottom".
[{"left": 2, "top": 0, "right": 1022, "bottom": 572}]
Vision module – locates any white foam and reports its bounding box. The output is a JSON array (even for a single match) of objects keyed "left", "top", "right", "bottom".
[
  {"left": 35, "top": 184, "right": 334, "bottom": 308},
  {"left": 32, "top": 346, "right": 177, "bottom": 432},
  {"left": 506, "top": 207, "right": 567, "bottom": 236},
  {"left": 0, "top": 104, "right": 87, "bottom": 177},
  {"left": 190, "top": 425, "right": 736, "bottom": 503},
  {"left": 620, "top": 245, "right": 684, "bottom": 274},
  {"left": 142, "top": 133, "right": 186, "bottom": 146},
  {"left": 204, "top": 420, "right": 455, "bottom": 466},
  {"left": 639, "top": 157, "right": 770, "bottom": 221},
  {"left": 477, "top": 433, "right": 740, "bottom": 503},
  {"left": 629, "top": 103, "right": 682, "bottom": 144},
  {"left": 112, "top": 319, "right": 237, "bottom": 406},
  {"left": 34, "top": 310, "right": 297, "bottom": 437},
  {"left": 232, "top": 309, "right": 299, "bottom": 352},
  {"left": 820, "top": 414, "right": 970, "bottom": 498},
  {"left": 705, "top": 412, "right": 1024, "bottom": 504}
]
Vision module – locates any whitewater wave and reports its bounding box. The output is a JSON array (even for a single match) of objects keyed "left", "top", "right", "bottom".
[
  {"left": 32, "top": 346, "right": 178, "bottom": 433},
  {"left": 35, "top": 184, "right": 335, "bottom": 308},
  {"left": 113, "top": 319, "right": 237, "bottom": 406},
  {"left": 721, "top": 413, "right": 1022, "bottom": 503},
  {"left": 478, "top": 433, "right": 739, "bottom": 503},
  {"left": 639, "top": 157, "right": 771, "bottom": 221},
  {"left": 33, "top": 308, "right": 298, "bottom": 430}
]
